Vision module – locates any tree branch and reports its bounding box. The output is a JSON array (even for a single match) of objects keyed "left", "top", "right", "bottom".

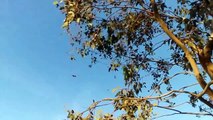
[
  {"left": 198, "top": 97, "right": 213, "bottom": 108},
  {"left": 160, "top": 71, "right": 194, "bottom": 85},
  {"left": 150, "top": 0, "right": 213, "bottom": 101},
  {"left": 197, "top": 81, "right": 213, "bottom": 98},
  {"left": 75, "top": 86, "right": 213, "bottom": 118},
  {"left": 199, "top": 39, "right": 213, "bottom": 80},
  {"left": 153, "top": 105, "right": 213, "bottom": 119}
]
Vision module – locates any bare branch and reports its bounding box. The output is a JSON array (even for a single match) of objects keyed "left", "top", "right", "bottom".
[
  {"left": 197, "top": 81, "right": 213, "bottom": 98},
  {"left": 152, "top": 105, "right": 213, "bottom": 119},
  {"left": 161, "top": 71, "right": 194, "bottom": 86},
  {"left": 150, "top": 72, "right": 195, "bottom": 96},
  {"left": 152, "top": 106, "right": 213, "bottom": 119},
  {"left": 198, "top": 97, "right": 213, "bottom": 108}
]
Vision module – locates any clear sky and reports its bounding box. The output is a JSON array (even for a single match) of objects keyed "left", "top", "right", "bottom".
[{"left": 0, "top": 0, "right": 212, "bottom": 120}]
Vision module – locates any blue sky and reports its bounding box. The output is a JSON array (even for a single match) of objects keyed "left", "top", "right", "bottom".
[{"left": 0, "top": 0, "right": 212, "bottom": 120}]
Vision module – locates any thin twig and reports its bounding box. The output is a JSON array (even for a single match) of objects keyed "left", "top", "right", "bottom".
[{"left": 152, "top": 105, "right": 213, "bottom": 119}]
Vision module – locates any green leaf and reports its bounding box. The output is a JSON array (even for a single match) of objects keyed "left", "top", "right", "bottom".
[{"left": 53, "top": 1, "right": 58, "bottom": 5}]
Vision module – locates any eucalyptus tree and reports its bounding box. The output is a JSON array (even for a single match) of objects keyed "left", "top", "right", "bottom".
[{"left": 55, "top": 0, "right": 213, "bottom": 119}]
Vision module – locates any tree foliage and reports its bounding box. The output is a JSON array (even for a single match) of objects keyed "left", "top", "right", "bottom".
[{"left": 55, "top": 0, "right": 213, "bottom": 119}]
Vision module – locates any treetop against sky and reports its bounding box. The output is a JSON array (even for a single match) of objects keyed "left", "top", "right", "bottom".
[
  {"left": 53, "top": 0, "right": 213, "bottom": 119},
  {"left": 0, "top": 0, "right": 213, "bottom": 120}
]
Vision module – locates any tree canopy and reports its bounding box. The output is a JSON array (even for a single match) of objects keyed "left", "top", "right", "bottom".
[{"left": 55, "top": 0, "right": 213, "bottom": 119}]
